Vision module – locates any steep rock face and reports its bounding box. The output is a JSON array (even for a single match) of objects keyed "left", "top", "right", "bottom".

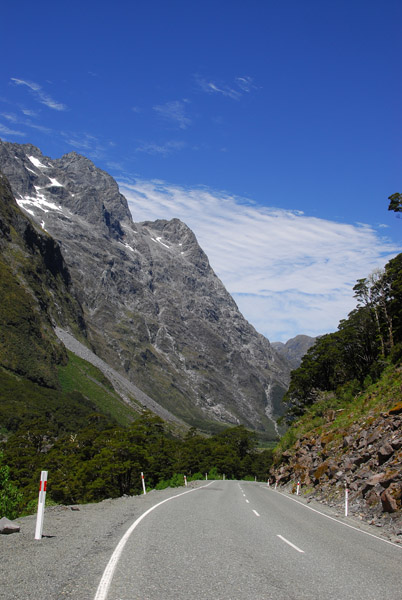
[
  {"left": 0, "top": 173, "right": 85, "bottom": 388},
  {"left": 272, "top": 335, "right": 316, "bottom": 370},
  {"left": 0, "top": 140, "right": 290, "bottom": 435}
]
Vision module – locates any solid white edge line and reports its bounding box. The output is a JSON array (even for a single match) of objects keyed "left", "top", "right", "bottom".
[
  {"left": 94, "top": 481, "right": 214, "bottom": 600},
  {"left": 277, "top": 534, "right": 304, "bottom": 553},
  {"left": 265, "top": 487, "right": 402, "bottom": 550}
]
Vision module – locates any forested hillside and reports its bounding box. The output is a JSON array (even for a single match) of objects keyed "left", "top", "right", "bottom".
[
  {"left": 271, "top": 250, "right": 402, "bottom": 528},
  {"left": 283, "top": 253, "right": 402, "bottom": 423}
]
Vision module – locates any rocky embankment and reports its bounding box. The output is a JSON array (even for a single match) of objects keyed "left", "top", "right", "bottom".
[{"left": 271, "top": 402, "right": 402, "bottom": 540}]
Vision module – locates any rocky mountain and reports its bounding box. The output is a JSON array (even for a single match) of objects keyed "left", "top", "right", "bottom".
[
  {"left": 271, "top": 335, "right": 316, "bottom": 370},
  {"left": 0, "top": 140, "right": 291, "bottom": 438}
]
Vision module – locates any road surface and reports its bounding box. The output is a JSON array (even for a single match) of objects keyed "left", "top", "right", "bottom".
[{"left": 94, "top": 480, "right": 402, "bottom": 600}]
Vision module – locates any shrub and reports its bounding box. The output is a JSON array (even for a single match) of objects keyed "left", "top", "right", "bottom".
[{"left": 0, "top": 453, "right": 23, "bottom": 519}]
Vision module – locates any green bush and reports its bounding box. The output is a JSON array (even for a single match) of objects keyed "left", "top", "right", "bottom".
[
  {"left": 155, "top": 473, "right": 186, "bottom": 490},
  {"left": 188, "top": 472, "right": 204, "bottom": 481},
  {"left": 0, "top": 453, "right": 23, "bottom": 519},
  {"left": 207, "top": 467, "right": 222, "bottom": 480}
]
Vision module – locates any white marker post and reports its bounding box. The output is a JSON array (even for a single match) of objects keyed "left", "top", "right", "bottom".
[
  {"left": 205, "top": 473, "right": 208, "bottom": 480},
  {"left": 275, "top": 481, "right": 278, "bottom": 490},
  {"left": 345, "top": 483, "right": 349, "bottom": 517},
  {"left": 267, "top": 479, "right": 270, "bottom": 487},
  {"left": 34, "top": 471, "right": 48, "bottom": 540},
  {"left": 184, "top": 475, "right": 187, "bottom": 487},
  {"left": 296, "top": 481, "right": 300, "bottom": 496},
  {"left": 141, "top": 472, "right": 146, "bottom": 495},
  {"left": 223, "top": 474, "right": 225, "bottom": 481}
]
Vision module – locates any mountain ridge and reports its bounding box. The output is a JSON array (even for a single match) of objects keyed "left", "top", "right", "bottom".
[
  {"left": 0, "top": 140, "right": 291, "bottom": 437},
  {"left": 272, "top": 334, "right": 317, "bottom": 370}
]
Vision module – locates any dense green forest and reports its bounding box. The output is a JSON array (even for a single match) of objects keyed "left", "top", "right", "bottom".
[
  {"left": 1, "top": 412, "right": 272, "bottom": 517},
  {"left": 282, "top": 251, "right": 402, "bottom": 424},
  {"left": 0, "top": 363, "right": 273, "bottom": 518}
]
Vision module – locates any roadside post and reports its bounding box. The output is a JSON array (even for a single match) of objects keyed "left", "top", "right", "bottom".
[
  {"left": 34, "top": 471, "right": 48, "bottom": 540},
  {"left": 296, "top": 480, "right": 300, "bottom": 495},
  {"left": 141, "top": 472, "right": 146, "bottom": 495},
  {"left": 345, "top": 483, "right": 349, "bottom": 516},
  {"left": 184, "top": 475, "right": 187, "bottom": 487}
]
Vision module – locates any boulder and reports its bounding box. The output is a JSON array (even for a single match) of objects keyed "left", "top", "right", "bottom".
[
  {"left": 0, "top": 517, "right": 20, "bottom": 534},
  {"left": 377, "top": 443, "right": 394, "bottom": 465},
  {"left": 381, "top": 489, "right": 398, "bottom": 513},
  {"left": 390, "top": 436, "right": 402, "bottom": 450}
]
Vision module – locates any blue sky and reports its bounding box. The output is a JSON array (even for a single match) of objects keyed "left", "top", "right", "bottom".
[{"left": 1, "top": 0, "right": 401, "bottom": 341}]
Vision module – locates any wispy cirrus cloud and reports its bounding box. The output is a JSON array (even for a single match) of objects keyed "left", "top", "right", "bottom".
[
  {"left": 135, "top": 140, "right": 187, "bottom": 156},
  {"left": 119, "top": 178, "right": 400, "bottom": 342},
  {"left": 0, "top": 123, "right": 25, "bottom": 137},
  {"left": 0, "top": 111, "right": 52, "bottom": 134},
  {"left": 21, "top": 108, "right": 38, "bottom": 117},
  {"left": 195, "top": 74, "right": 257, "bottom": 100},
  {"left": 60, "top": 131, "right": 112, "bottom": 160},
  {"left": 10, "top": 78, "right": 67, "bottom": 111},
  {"left": 153, "top": 100, "right": 191, "bottom": 129}
]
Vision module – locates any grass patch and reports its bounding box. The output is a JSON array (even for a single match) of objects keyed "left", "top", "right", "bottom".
[{"left": 58, "top": 351, "right": 139, "bottom": 427}]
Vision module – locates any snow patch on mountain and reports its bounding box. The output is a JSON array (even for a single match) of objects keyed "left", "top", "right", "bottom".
[{"left": 28, "top": 156, "right": 48, "bottom": 169}]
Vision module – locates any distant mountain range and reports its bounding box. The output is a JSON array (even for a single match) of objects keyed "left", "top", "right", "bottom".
[
  {"left": 271, "top": 335, "right": 316, "bottom": 370},
  {"left": 0, "top": 140, "right": 310, "bottom": 439}
]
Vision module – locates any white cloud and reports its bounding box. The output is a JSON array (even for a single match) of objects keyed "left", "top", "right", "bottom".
[
  {"left": 1, "top": 112, "right": 18, "bottom": 123},
  {"left": 0, "top": 111, "right": 52, "bottom": 135},
  {"left": 11, "top": 78, "right": 67, "bottom": 111},
  {"left": 135, "top": 140, "right": 187, "bottom": 156},
  {"left": 119, "top": 178, "right": 401, "bottom": 342},
  {"left": 195, "top": 74, "right": 257, "bottom": 100},
  {"left": 153, "top": 100, "right": 191, "bottom": 129},
  {"left": 21, "top": 108, "right": 38, "bottom": 117},
  {"left": 235, "top": 76, "right": 256, "bottom": 93},
  {"left": 0, "top": 123, "right": 25, "bottom": 137},
  {"left": 60, "top": 131, "right": 106, "bottom": 157}
]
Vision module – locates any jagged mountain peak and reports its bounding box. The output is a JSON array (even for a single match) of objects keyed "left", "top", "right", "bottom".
[
  {"left": 0, "top": 139, "right": 291, "bottom": 437},
  {"left": 0, "top": 140, "right": 132, "bottom": 236}
]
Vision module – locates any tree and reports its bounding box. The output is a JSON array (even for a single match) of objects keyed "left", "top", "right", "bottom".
[{"left": 388, "top": 193, "right": 402, "bottom": 214}]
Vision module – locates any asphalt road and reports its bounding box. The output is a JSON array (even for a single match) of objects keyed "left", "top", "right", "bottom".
[{"left": 93, "top": 480, "right": 402, "bottom": 600}]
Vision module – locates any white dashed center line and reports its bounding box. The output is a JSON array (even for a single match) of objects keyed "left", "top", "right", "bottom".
[{"left": 277, "top": 534, "right": 304, "bottom": 553}]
